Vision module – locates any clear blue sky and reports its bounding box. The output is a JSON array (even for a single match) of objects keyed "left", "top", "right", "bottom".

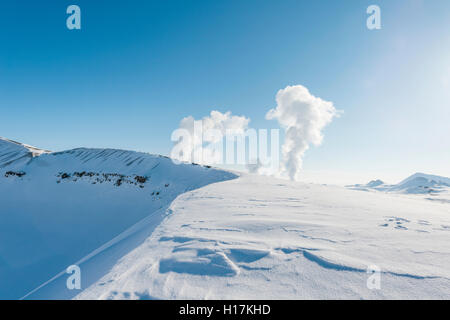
[{"left": 1, "top": 0, "right": 449, "bottom": 183}]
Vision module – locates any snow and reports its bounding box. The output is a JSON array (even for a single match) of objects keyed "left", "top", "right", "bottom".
[
  {"left": 1, "top": 138, "right": 449, "bottom": 300},
  {"left": 30, "top": 175, "right": 450, "bottom": 300},
  {"left": 0, "top": 139, "right": 236, "bottom": 299},
  {"left": 367, "top": 179, "right": 384, "bottom": 188},
  {"left": 399, "top": 173, "right": 450, "bottom": 186},
  {"left": 0, "top": 137, "right": 50, "bottom": 169},
  {"left": 347, "top": 173, "right": 450, "bottom": 198},
  {"left": 391, "top": 173, "right": 450, "bottom": 195},
  {"left": 71, "top": 174, "right": 449, "bottom": 300}
]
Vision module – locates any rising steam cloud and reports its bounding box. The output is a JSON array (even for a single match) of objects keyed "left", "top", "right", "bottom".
[
  {"left": 171, "top": 85, "right": 339, "bottom": 181},
  {"left": 171, "top": 111, "right": 250, "bottom": 165},
  {"left": 266, "top": 85, "right": 339, "bottom": 181}
]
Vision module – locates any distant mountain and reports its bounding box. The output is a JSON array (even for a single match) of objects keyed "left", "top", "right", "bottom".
[
  {"left": 346, "top": 179, "right": 391, "bottom": 192},
  {"left": 347, "top": 173, "right": 450, "bottom": 195},
  {"left": 366, "top": 179, "right": 385, "bottom": 188},
  {"left": 397, "top": 172, "right": 450, "bottom": 186},
  {"left": 391, "top": 173, "right": 450, "bottom": 194}
]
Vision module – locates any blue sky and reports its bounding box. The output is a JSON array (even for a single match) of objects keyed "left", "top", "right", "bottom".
[{"left": 1, "top": 0, "right": 449, "bottom": 183}]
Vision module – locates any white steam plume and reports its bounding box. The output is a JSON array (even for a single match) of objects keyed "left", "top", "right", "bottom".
[
  {"left": 266, "top": 85, "right": 339, "bottom": 181},
  {"left": 171, "top": 110, "right": 250, "bottom": 165}
]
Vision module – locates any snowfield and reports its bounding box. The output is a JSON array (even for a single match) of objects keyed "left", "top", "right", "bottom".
[
  {"left": 0, "top": 138, "right": 449, "bottom": 299},
  {"left": 74, "top": 174, "right": 450, "bottom": 300}
]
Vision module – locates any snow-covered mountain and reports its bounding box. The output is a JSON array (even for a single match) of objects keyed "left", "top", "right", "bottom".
[
  {"left": 347, "top": 173, "right": 450, "bottom": 195},
  {"left": 392, "top": 173, "right": 450, "bottom": 194},
  {"left": 347, "top": 179, "right": 392, "bottom": 192},
  {"left": 1, "top": 138, "right": 449, "bottom": 300}
]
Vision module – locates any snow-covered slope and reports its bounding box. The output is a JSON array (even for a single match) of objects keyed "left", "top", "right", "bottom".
[
  {"left": 71, "top": 174, "right": 449, "bottom": 300},
  {"left": 0, "top": 137, "right": 50, "bottom": 169},
  {"left": 0, "top": 139, "right": 236, "bottom": 299}
]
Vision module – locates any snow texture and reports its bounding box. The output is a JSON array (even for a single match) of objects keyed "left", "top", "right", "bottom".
[{"left": 0, "top": 138, "right": 449, "bottom": 300}]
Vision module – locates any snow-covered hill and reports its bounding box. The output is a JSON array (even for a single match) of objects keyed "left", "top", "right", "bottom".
[
  {"left": 1, "top": 138, "right": 449, "bottom": 300},
  {"left": 347, "top": 173, "right": 450, "bottom": 197},
  {"left": 347, "top": 179, "right": 392, "bottom": 192},
  {"left": 0, "top": 138, "right": 236, "bottom": 299},
  {"left": 392, "top": 173, "right": 450, "bottom": 194}
]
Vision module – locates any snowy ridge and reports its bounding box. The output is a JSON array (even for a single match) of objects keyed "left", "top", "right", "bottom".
[
  {"left": 0, "top": 138, "right": 237, "bottom": 299},
  {"left": 0, "top": 137, "right": 50, "bottom": 169}
]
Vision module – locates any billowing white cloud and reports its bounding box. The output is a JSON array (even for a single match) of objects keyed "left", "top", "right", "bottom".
[
  {"left": 266, "top": 85, "right": 339, "bottom": 181},
  {"left": 171, "top": 85, "right": 339, "bottom": 181},
  {"left": 171, "top": 111, "right": 250, "bottom": 165}
]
